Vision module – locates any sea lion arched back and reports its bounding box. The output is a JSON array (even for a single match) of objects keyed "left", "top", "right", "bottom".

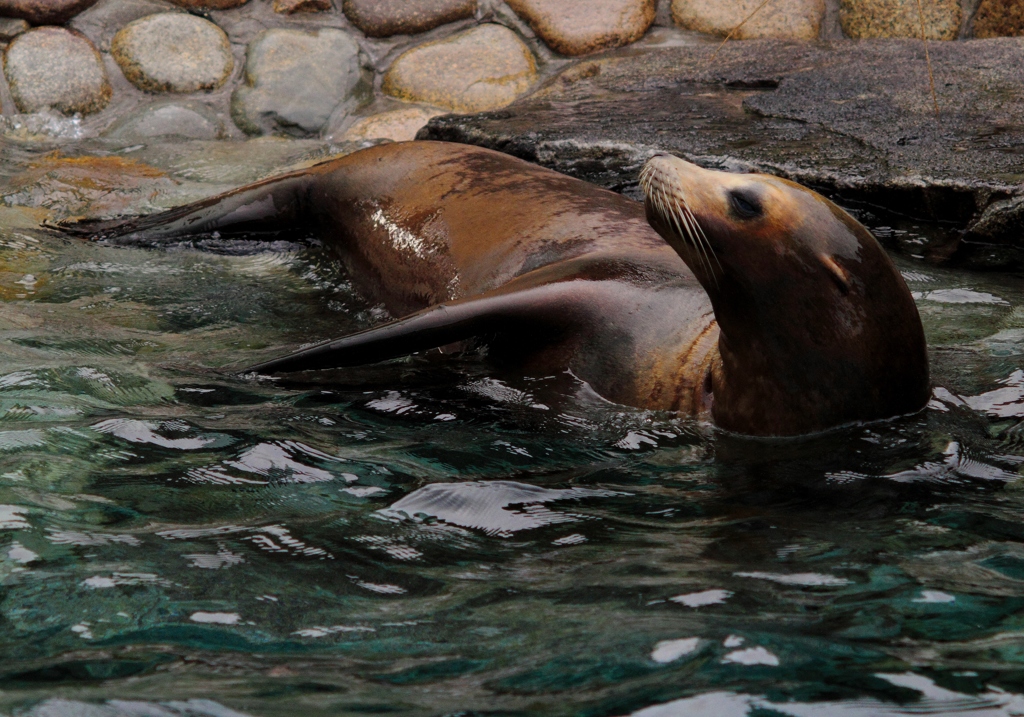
[{"left": 59, "top": 141, "right": 928, "bottom": 436}]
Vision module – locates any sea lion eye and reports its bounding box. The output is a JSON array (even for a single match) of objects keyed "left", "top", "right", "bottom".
[{"left": 729, "top": 189, "right": 762, "bottom": 219}]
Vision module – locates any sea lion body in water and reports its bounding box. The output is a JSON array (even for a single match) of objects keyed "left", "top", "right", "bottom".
[{"left": 60, "top": 141, "right": 929, "bottom": 436}]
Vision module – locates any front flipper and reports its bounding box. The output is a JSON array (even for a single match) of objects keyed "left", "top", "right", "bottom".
[{"left": 246, "top": 280, "right": 602, "bottom": 374}]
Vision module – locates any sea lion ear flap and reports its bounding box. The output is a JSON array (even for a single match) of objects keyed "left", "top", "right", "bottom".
[
  {"left": 819, "top": 254, "right": 851, "bottom": 295},
  {"left": 243, "top": 281, "right": 594, "bottom": 375}
]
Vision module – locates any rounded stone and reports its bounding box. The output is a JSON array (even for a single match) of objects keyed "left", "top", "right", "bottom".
[
  {"left": 341, "top": 106, "right": 446, "bottom": 143},
  {"left": 0, "top": 0, "right": 99, "bottom": 25},
  {"left": 507, "top": 0, "right": 654, "bottom": 56},
  {"left": 382, "top": 24, "right": 537, "bottom": 113},
  {"left": 0, "top": 18, "right": 28, "bottom": 41},
  {"left": 343, "top": 0, "right": 476, "bottom": 38},
  {"left": 112, "top": 13, "right": 234, "bottom": 93},
  {"left": 104, "top": 100, "right": 227, "bottom": 140},
  {"left": 166, "top": 0, "right": 247, "bottom": 9},
  {"left": 273, "top": 0, "right": 330, "bottom": 13},
  {"left": 231, "top": 28, "right": 362, "bottom": 137},
  {"left": 839, "top": 0, "right": 961, "bottom": 40},
  {"left": 71, "top": 0, "right": 182, "bottom": 52},
  {"left": 3, "top": 27, "right": 111, "bottom": 115},
  {"left": 973, "top": 0, "right": 1024, "bottom": 38},
  {"left": 672, "top": 0, "right": 824, "bottom": 40}
]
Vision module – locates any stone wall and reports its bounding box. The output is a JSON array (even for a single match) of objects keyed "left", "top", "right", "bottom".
[{"left": 0, "top": 0, "right": 1017, "bottom": 144}]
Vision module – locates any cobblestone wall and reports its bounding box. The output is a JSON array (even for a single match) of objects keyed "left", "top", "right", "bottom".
[{"left": 0, "top": 0, "right": 1015, "bottom": 144}]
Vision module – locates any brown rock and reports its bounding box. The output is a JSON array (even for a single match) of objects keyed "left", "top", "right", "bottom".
[
  {"left": 274, "top": 0, "right": 330, "bottom": 13},
  {"left": 0, "top": 0, "right": 98, "bottom": 25},
  {"left": 343, "top": 0, "right": 475, "bottom": 38},
  {"left": 166, "top": 0, "right": 247, "bottom": 9},
  {"left": 382, "top": 24, "right": 536, "bottom": 113},
  {"left": 840, "top": 0, "right": 961, "bottom": 40},
  {"left": 672, "top": 0, "right": 824, "bottom": 40},
  {"left": 974, "top": 0, "right": 1024, "bottom": 38},
  {"left": 506, "top": 0, "right": 654, "bottom": 56},
  {"left": 341, "top": 106, "right": 446, "bottom": 142}
]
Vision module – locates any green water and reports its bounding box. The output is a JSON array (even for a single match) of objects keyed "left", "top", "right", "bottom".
[{"left": 0, "top": 138, "right": 1021, "bottom": 716}]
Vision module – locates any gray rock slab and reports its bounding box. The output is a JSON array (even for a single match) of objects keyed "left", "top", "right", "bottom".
[
  {"left": 111, "top": 13, "right": 234, "bottom": 93},
  {"left": 3, "top": 27, "right": 111, "bottom": 115},
  {"left": 104, "top": 100, "right": 228, "bottom": 140},
  {"left": 231, "top": 28, "right": 362, "bottom": 137},
  {"left": 421, "top": 38, "right": 1024, "bottom": 267}
]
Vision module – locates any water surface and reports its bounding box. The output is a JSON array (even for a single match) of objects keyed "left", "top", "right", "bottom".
[{"left": 0, "top": 138, "right": 1021, "bottom": 716}]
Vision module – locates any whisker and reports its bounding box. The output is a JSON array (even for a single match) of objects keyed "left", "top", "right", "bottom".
[
  {"left": 679, "top": 201, "right": 716, "bottom": 283},
  {"left": 685, "top": 205, "right": 722, "bottom": 276}
]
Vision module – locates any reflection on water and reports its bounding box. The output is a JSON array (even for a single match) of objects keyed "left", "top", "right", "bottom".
[{"left": 0, "top": 141, "right": 1023, "bottom": 716}]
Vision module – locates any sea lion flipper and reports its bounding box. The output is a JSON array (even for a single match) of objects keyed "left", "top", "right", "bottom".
[
  {"left": 53, "top": 169, "right": 316, "bottom": 241},
  {"left": 246, "top": 281, "right": 594, "bottom": 375}
]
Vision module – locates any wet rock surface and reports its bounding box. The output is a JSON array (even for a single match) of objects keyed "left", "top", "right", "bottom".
[
  {"left": 383, "top": 24, "right": 537, "bottom": 112},
  {"left": 973, "top": 0, "right": 1024, "bottom": 38},
  {"left": 231, "top": 28, "right": 362, "bottom": 137},
  {"left": 506, "top": 0, "right": 655, "bottom": 56},
  {"left": 342, "top": 0, "right": 476, "bottom": 38},
  {"left": 104, "top": 100, "right": 231, "bottom": 140},
  {"left": 672, "top": 0, "right": 824, "bottom": 40},
  {"left": 3, "top": 27, "right": 110, "bottom": 115},
  {"left": 839, "top": 0, "right": 962, "bottom": 40},
  {"left": 0, "top": 0, "right": 98, "bottom": 25},
  {"left": 421, "top": 37, "right": 1024, "bottom": 267},
  {"left": 112, "top": 13, "right": 234, "bottom": 93}
]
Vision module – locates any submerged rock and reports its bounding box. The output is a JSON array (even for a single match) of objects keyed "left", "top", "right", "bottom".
[
  {"left": 231, "top": 28, "right": 362, "bottom": 137},
  {"left": 672, "top": 0, "right": 824, "bottom": 40},
  {"left": 973, "top": 0, "right": 1024, "bottom": 38},
  {"left": 1, "top": 155, "right": 177, "bottom": 218},
  {"left": 421, "top": 38, "right": 1024, "bottom": 268},
  {"left": 382, "top": 24, "right": 536, "bottom": 113},
  {"left": 4, "top": 27, "right": 110, "bottom": 115},
  {"left": 839, "top": 0, "right": 961, "bottom": 40},
  {"left": 104, "top": 100, "right": 228, "bottom": 141},
  {"left": 112, "top": 13, "right": 233, "bottom": 93},
  {"left": 506, "top": 0, "right": 655, "bottom": 55},
  {"left": 0, "top": 0, "right": 98, "bottom": 25},
  {"left": 342, "top": 0, "right": 475, "bottom": 38}
]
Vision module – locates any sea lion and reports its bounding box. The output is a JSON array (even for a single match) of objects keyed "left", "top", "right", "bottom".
[{"left": 58, "top": 141, "right": 929, "bottom": 436}]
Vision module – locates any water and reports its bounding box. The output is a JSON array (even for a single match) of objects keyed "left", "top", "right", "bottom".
[{"left": 0, "top": 138, "right": 1022, "bottom": 717}]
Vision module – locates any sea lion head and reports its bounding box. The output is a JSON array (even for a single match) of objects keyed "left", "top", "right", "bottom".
[{"left": 640, "top": 153, "right": 929, "bottom": 436}]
